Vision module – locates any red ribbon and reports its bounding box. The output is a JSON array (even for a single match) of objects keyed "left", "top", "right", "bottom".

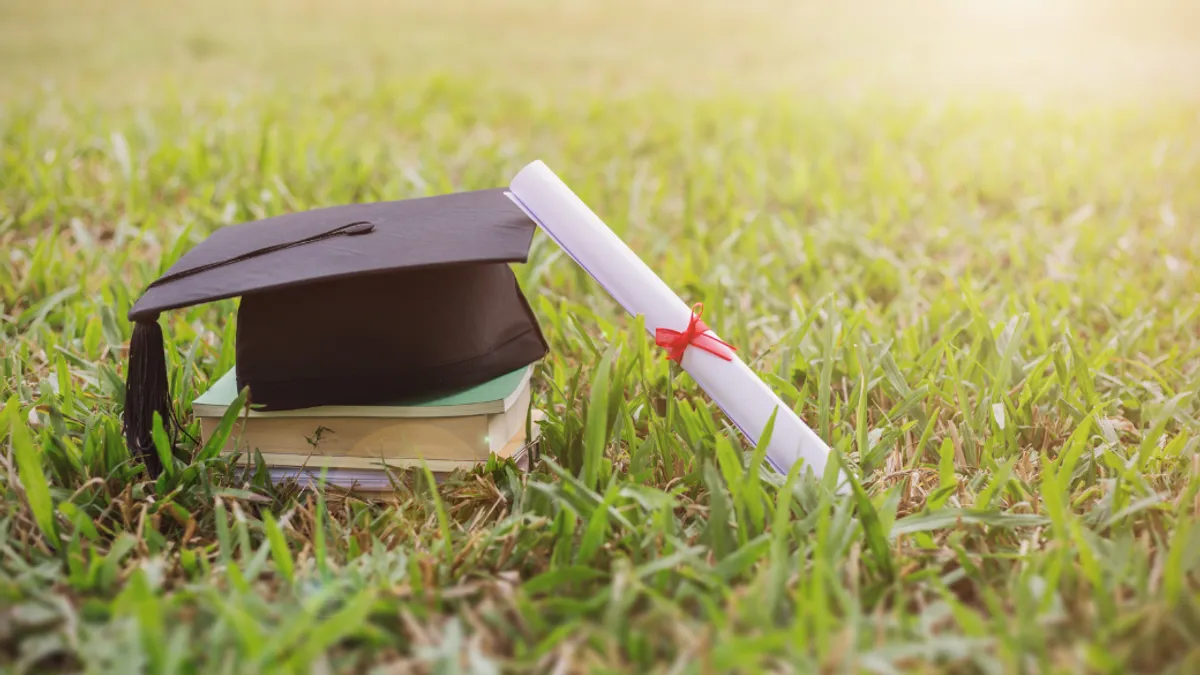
[{"left": 654, "top": 303, "right": 737, "bottom": 364}]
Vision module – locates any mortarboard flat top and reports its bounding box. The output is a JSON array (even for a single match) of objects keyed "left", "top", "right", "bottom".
[
  {"left": 129, "top": 188, "right": 538, "bottom": 321},
  {"left": 122, "top": 187, "right": 548, "bottom": 477}
]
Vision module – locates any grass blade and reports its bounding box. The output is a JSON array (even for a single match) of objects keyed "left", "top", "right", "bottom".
[
  {"left": 194, "top": 385, "right": 250, "bottom": 463},
  {"left": 582, "top": 343, "right": 617, "bottom": 489},
  {"left": 262, "top": 510, "right": 294, "bottom": 585},
  {"left": 7, "top": 398, "right": 58, "bottom": 548}
]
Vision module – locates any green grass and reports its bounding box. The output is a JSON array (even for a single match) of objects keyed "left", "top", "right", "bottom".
[{"left": 4, "top": 1, "right": 1200, "bottom": 673}]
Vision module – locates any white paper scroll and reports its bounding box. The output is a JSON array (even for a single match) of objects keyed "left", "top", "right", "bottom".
[{"left": 507, "top": 160, "right": 846, "bottom": 489}]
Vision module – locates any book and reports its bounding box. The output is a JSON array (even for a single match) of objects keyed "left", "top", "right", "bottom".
[
  {"left": 194, "top": 366, "right": 532, "bottom": 418},
  {"left": 194, "top": 366, "right": 534, "bottom": 460},
  {"left": 263, "top": 413, "right": 543, "bottom": 495}
]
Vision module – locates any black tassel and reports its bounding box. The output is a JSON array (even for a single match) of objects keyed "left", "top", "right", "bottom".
[{"left": 124, "top": 318, "right": 171, "bottom": 478}]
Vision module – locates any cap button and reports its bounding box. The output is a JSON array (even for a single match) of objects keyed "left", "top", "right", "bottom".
[{"left": 342, "top": 222, "right": 375, "bottom": 235}]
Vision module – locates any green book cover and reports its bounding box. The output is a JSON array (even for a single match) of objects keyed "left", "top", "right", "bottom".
[{"left": 193, "top": 365, "right": 531, "bottom": 418}]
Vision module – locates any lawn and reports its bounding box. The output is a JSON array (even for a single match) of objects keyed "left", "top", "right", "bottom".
[{"left": 3, "top": 1, "right": 1200, "bottom": 672}]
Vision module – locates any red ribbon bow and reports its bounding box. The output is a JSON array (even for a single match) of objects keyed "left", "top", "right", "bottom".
[{"left": 655, "top": 303, "right": 738, "bottom": 364}]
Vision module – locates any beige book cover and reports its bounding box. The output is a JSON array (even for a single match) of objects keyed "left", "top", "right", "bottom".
[{"left": 197, "top": 379, "right": 533, "bottom": 461}]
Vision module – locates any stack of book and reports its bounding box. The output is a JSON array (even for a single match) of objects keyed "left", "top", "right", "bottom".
[{"left": 192, "top": 366, "right": 541, "bottom": 494}]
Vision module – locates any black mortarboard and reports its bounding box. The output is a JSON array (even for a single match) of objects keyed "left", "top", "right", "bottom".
[{"left": 124, "top": 188, "right": 548, "bottom": 476}]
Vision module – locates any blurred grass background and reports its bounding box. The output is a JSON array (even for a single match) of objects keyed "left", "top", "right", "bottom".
[
  {"left": 4, "top": 0, "right": 1200, "bottom": 104},
  {"left": 3, "top": 1, "right": 1200, "bottom": 673}
]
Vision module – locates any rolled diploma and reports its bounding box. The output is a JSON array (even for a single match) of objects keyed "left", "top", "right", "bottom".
[{"left": 508, "top": 160, "right": 844, "bottom": 488}]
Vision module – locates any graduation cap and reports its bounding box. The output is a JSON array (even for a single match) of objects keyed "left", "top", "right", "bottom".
[{"left": 124, "top": 188, "right": 549, "bottom": 476}]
